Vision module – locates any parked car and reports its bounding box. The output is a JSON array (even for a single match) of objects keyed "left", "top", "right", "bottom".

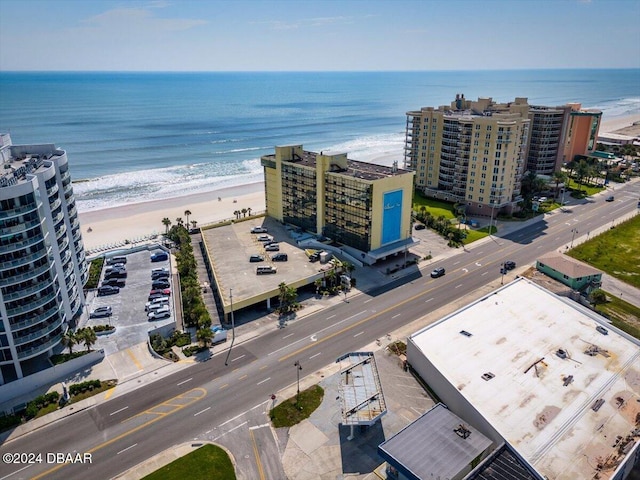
[
  {"left": 151, "top": 267, "right": 169, "bottom": 275},
  {"left": 145, "top": 297, "right": 169, "bottom": 311},
  {"left": 251, "top": 226, "right": 268, "bottom": 233},
  {"left": 309, "top": 252, "right": 321, "bottom": 262},
  {"left": 152, "top": 280, "right": 170, "bottom": 289},
  {"left": 149, "top": 288, "right": 171, "bottom": 296},
  {"left": 503, "top": 260, "right": 516, "bottom": 270},
  {"left": 249, "top": 254, "right": 264, "bottom": 262},
  {"left": 272, "top": 253, "right": 288, "bottom": 262},
  {"left": 148, "top": 292, "right": 167, "bottom": 302},
  {"left": 97, "top": 285, "right": 120, "bottom": 296},
  {"left": 102, "top": 278, "right": 126, "bottom": 288},
  {"left": 596, "top": 325, "right": 608, "bottom": 335},
  {"left": 414, "top": 223, "right": 426, "bottom": 230},
  {"left": 106, "top": 256, "right": 127, "bottom": 266},
  {"left": 150, "top": 251, "right": 168, "bottom": 262},
  {"left": 606, "top": 196, "right": 614, "bottom": 202},
  {"left": 105, "top": 270, "right": 127, "bottom": 279},
  {"left": 90, "top": 306, "right": 112, "bottom": 318},
  {"left": 430, "top": 267, "right": 446, "bottom": 278},
  {"left": 148, "top": 310, "right": 171, "bottom": 321},
  {"left": 257, "top": 234, "right": 273, "bottom": 243},
  {"left": 148, "top": 304, "right": 170, "bottom": 314},
  {"left": 105, "top": 264, "right": 125, "bottom": 272},
  {"left": 256, "top": 266, "right": 277, "bottom": 275},
  {"left": 264, "top": 243, "right": 280, "bottom": 251},
  {"left": 151, "top": 272, "right": 170, "bottom": 281}
]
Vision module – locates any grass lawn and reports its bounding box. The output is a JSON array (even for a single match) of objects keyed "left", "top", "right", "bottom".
[
  {"left": 68, "top": 379, "right": 117, "bottom": 403},
  {"left": 568, "top": 215, "right": 640, "bottom": 288},
  {"left": 143, "top": 444, "right": 235, "bottom": 480},
  {"left": 270, "top": 385, "right": 324, "bottom": 428},
  {"left": 462, "top": 229, "right": 490, "bottom": 244},
  {"left": 597, "top": 293, "right": 640, "bottom": 340},
  {"left": 413, "top": 194, "right": 456, "bottom": 220}
]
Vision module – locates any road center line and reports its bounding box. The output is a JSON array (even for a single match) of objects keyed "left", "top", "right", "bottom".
[
  {"left": 194, "top": 407, "right": 211, "bottom": 416},
  {"left": 309, "top": 352, "right": 321, "bottom": 359},
  {"left": 110, "top": 406, "right": 129, "bottom": 416},
  {"left": 257, "top": 377, "right": 271, "bottom": 385},
  {"left": 177, "top": 378, "right": 192, "bottom": 386},
  {"left": 116, "top": 443, "right": 137, "bottom": 455}
]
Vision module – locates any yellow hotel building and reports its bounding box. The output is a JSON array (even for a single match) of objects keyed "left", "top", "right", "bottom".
[{"left": 260, "top": 145, "right": 415, "bottom": 265}]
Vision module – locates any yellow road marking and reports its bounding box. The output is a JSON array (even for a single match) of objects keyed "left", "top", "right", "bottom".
[
  {"left": 104, "top": 387, "right": 116, "bottom": 400},
  {"left": 33, "top": 388, "right": 206, "bottom": 479},
  {"left": 219, "top": 383, "right": 229, "bottom": 389},
  {"left": 238, "top": 374, "right": 248, "bottom": 380},
  {"left": 250, "top": 429, "right": 266, "bottom": 480},
  {"left": 126, "top": 348, "right": 143, "bottom": 370}
]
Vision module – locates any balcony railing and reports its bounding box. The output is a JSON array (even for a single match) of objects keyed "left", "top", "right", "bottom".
[
  {"left": 10, "top": 304, "right": 61, "bottom": 331},
  {"left": 0, "top": 202, "right": 39, "bottom": 220},
  {"left": 17, "top": 332, "right": 64, "bottom": 360},
  {"left": 13, "top": 318, "right": 64, "bottom": 347}
]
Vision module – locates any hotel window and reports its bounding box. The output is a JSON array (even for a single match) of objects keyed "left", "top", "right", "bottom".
[
  {"left": 487, "top": 126, "right": 492, "bottom": 131},
  {"left": 484, "top": 149, "right": 489, "bottom": 155},
  {"left": 479, "top": 197, "right": 484, "bottom": 202},
  {"left": 474, "top": 132, "right": 480, "bottom": 138},
  {"left": 469, "top": 187, "right": 474, "bottom": 192},
  {"left": 474, "top": 141, "right": 479, "bottom": 146},
  {"left": 475, "top": 124, "right": 480, "bottom": 130},
  {"left": 495, "top": 152, "right": 501, "bottom": 159},
  {"left": 484, "top": 142, "right": 490, "bottom": 148},
  {"left": 479, "top": 188, "right": 484, "bottom": 194}
]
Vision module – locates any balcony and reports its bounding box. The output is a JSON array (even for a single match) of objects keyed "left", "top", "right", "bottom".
[
  {"left": 13, "top": 318, "right": 64, "bottom": 347},
  {"left": 17, "top": 331, "right": 64, "bottom": 360},
  {"left": 46, "top": 183, "right": 59, "bottom": 197},
  {"left": 0, "top": 245, "right": 49, "bottom": 270},
  {"left": 0, "top": 202, "right": 39, "bottom": 220},
  {"left": 5, "top": 289, "right": 58, "bottom": 317},
  {"left": 3, "top": 275, "right": 57, "bottom": 302},
  {"left": 0, "top": 233, "right": 45, "bottom": 256},
  {"left": 0, "top": 217, "right": 43, "bottom": 237},
  {"left": 10, "top": 304, "right": 61, "bottom": 331},
  {"left": 0, "top": 262, "right": 52, "bottom": 287}
]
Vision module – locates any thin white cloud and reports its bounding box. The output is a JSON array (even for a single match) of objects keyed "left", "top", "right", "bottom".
[
  {"left": 81, "top": 5, "right": 206, "bottom": 32},
  {"left": 252, "top": 15, "right": 357, "bottom": 31}
]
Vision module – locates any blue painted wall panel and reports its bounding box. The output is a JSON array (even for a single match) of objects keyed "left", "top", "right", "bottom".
[{"left": 382, "top": 190, "right": 403, "bottom": 244}]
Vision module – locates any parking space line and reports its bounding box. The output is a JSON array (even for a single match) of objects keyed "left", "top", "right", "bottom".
[{"left": 126, "top": 348, "right": 143, "bottom": 371}]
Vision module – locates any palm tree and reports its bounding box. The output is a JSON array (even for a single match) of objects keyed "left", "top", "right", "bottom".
[
  {"left": 233, "top": 210, "right": 241, "bottom": 219},
  {"left": 76, "top": 328, "right": 97, "bottom": 352},
  {"left": 184, "top": 210, "right": 192, "bottom": 228},
  {"left": 574, "top": 160, "right": 591, "bottom": 194},
  {"left": 247, "top": 207, "right": 252, "bottom": 217},
  {"left": 175, "top": 217, "right": 184, "bottom": 228},
  {"left": 241, "top": 208, "right": 247, "bottom": 218},
  {"left": 589, "top": 289, "right": 607, "bottom": 310},
  {"left": 162, "top": 218, "right": 172, "bottom": 235},
  {"left": 61, "top": 330, "right": 77, "bottom": 355},
  {"left": 196, "top": 328, "right": 213, "bottom": 348},
  {"left": 552, "top": 171, "right": 568, "bottom": 200}
]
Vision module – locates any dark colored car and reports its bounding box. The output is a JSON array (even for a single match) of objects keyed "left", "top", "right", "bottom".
[
  {"left": 102, "top": 278, "right": 126, "bottom": 288},
  {"left": 414, "top": 223, "right": 426, "bottom": 230},
  {"left": 272, "top": 253, "right": 288, "bottom": 262},
  {"left": 150, "top": 252, "right": 168, "bottom": 262},
  {"left": 89, "top": 306, "right": 112, "bottom": 318},
  {"left": 249, "top": 254, "right": 264, "bottom": 262},
  {"left": 151, "top": 271, "right": 170, "bottom": 279},
  {"left": 105, "top": 270, "right": 127, "bottom": 279},
  {"left": 97, "top": 285, "right": 120, "bottom": 296},
  {"left": 309, "top": 252, "right": 321, "bottom": 262},
  {"left": 430, "top": 267, "right": 446, "bottom": 278},
  {"left": 605, "top": 196, "right": 614, "bottom": 202},
  {"left": 504, "top": 260, "right": 516, "bottom": 270}
]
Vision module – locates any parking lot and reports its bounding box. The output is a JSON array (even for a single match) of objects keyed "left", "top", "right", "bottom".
[
  {"left": 83, "top": 247, "right": 174, "bottom": 355},
  {"left": 201, "top": 218, "right": 330, "bottom": 314}
]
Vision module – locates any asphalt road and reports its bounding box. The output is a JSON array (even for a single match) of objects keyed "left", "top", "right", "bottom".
[{"left": 1, "top": 182, "right": 639, "bottom": 480}]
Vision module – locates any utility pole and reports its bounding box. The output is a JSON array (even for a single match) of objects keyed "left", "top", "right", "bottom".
[
  {"left": 224, "top": 288, "right": 235, "bottom": 366},
  {"left": 570, "top": 228, "right": 578, "bottom": 249},
  {"left": 501, "top": 262, "right": 505, "bottom": 285},
  {"left": 294, "top": 360, "right": 302, "bottom": 406}
]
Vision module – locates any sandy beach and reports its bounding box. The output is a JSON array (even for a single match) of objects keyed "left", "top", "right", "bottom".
[
  {"left": 79, "top": 182, "right": 266, "bottom": 251},
  {"left": 77, "top": 113, "right": 640, "bottom": 253}
]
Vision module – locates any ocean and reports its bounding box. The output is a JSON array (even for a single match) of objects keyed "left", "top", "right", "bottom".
[{"left": 1, "top": 70, "right": 639, "bottom": 212}]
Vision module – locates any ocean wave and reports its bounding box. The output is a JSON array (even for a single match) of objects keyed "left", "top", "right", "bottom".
[{"left": 587, "top": 97, "right": 640, "bottom": 118}]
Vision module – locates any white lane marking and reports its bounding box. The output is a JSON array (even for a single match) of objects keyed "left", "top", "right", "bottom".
[
  {"left": 309, "top": 352, "right": 321, "bottom": 359},
  {"left": 392, "top": 313, "right": 401, "bottom": 319},
  {"left": 0, "top": 464, "right": 32, "bottom": 479},
  {"left": 364, "top": 299, "right": 372, "bottom": 303},
  {"left": 353, "top": 331, "right": 364, "bottom": 337},
  {"left": 283, "top": 333, "right": 294, "bottom": 339},
  {"left": 231, "top": 354, "right": 245, "bottom": 362},
  {"left": 257, "top": 377, "right": 271, "bottom": 385},
  {"left": 477, "top": 251, "right": 484, "bottom": 254},
  {"left": 310, "top": 335, "right": 317, "bottom": 342},
  {"left": 453, "top": 261, "right": 460, "bottom": 265},
  {"left": 195, "top": 407, "right": 211, "bottom": 416},
  {"left": 455, "top": 284, "right": 462, "bottom": 289},
  {"left": 110, "top": 406, "right": 129, "bottom": 416},
  {"left": 482, "top": 271, "right": 488, "bottom": 276},
  {"left": 249, "top": 423, "right": 270, "bottom": 430},
  {"left": 177, "top": 378, "right": 192, "bottom": 386},
  {"left": 327, "top": 314, "right": 336, "bottom": 319},
  {"left": 425, "top": 298, "right": 434, "bottom": 303},
  {"left": 228, "top": 421, "right": 248, "bottom": 433},
  {"left": 117, "top": 443, "right": 138, "bottom": 455}
]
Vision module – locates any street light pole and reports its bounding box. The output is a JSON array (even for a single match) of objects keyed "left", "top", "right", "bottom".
[
  {"left": 570, "top": 229, "right": 578, "bottom": 249},
  {"left": 224, "top": 288, "right": 236, "bottom": 366},
  {"left": 501, "top": 262, "right": 505, "bottom": 285},
  {"left": 294, "top": 360, "right": 302, "bottom": 406}
]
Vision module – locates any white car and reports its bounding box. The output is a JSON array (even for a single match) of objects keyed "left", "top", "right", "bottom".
[
  {"left": 148, "top": 309, "right": 171, "bottom": 321},
  {"left": 264, "top": 243, "right": 280, "bottom": 251},
  {"left": 251, "top": 226, "right": 268, "bottom": 233},
  {"left": 145, "top": 298, "right": 169, "bottom": 311},
  {"left": 257, "top": 234, "right": 273, "bottom": 243},
  {"left": 147, "top": 303, "right": 170, "bottom": 313}
]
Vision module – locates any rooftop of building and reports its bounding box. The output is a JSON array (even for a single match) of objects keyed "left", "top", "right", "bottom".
[
  {"left": 0, "top": 134, "right": 61, "bottom": 188},
  {"left": 336, "top": 352, "right": 386, "bottom": 426},
  {"left": 537, "top": 252, "right": 603, "bottom": 278},
  {"left": 378, "top": 403, "right": 492, "bottom": 480},
  {"left": 263, "top": 148, "right": 412, "bottom": 181},
  {"left": 409, "top": 278, "right": 640, "bottom": 480}
]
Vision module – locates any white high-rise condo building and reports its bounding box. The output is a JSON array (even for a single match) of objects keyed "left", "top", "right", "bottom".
[{"left": 0, "top": 134, "right": 88, "bottom": 385}]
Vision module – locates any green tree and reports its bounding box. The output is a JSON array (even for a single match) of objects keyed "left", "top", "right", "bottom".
[
  {"left": 196, "top": 328, "right": 213, "bottom": 348},
  {"left": 574, "top": 159, "right": 591, "bottom": 193},
  {"left": 162, "top": 217, "right": 172, "bottom": 235},
  {"left": 247, "top": 207, "right": 252, "bottom": 217},
  {"left": 552, "top": 171, "right": 568, "bottom": 200},
  {"left": 589, "top": 289, "right": 607, "bottom": 310},
  {"left": 175, "top": 217, "right": 184, "bottom": 228},
  {"left": 241, "top": 208, "right": 247, "bottom": 218},
  {"left": 76, "top": 328, "right": 97, "bottom": 352},
  {"left": 61, "top": 330, "right": 77, "bottom": 355}
]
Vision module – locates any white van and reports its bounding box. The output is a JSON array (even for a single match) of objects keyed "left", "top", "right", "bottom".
[{"left": 256, "top": 266, "right": 277, "bottom": 275}]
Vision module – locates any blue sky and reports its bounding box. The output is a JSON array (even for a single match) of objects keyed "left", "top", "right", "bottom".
[{"left": 1, "top": 0, "right": 639, "bottom": 71}]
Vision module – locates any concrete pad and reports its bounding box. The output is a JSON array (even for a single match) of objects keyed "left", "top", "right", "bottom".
[{"left": 289, "top": 419, "right": 330, "bottom": 456}]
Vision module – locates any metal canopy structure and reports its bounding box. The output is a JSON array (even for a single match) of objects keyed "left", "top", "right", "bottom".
[{"left": 336, "top": 352, "right": 387, "bottom": 433}]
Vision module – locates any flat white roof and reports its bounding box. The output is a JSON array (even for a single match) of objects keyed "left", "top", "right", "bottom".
[{"left": 410, "top": 278, "right": 640, "bottom": 480}]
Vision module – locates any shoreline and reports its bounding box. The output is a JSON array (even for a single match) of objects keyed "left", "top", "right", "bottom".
[{"left": 77, "top": 113, "right": 640, "bottom": 252}]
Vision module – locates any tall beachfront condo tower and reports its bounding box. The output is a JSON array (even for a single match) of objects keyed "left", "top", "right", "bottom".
[
  {"left": 526, "top": 105, "right": 572, "bottom": 175},
  {"left": 404, "top": 95, "right": 530, "bottom": 216},
  {"left": 563, "top": 103, "right": 602, "bottom": 164},
  {"left": 261, "top": 145, "right": 415, "bottom": 265},
  {"left": 0, "top": 134, "right": 88, "bottom": 385}
]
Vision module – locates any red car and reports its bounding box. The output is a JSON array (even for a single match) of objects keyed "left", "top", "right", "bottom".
[{"left": 149, "top": 288, "right": 171, "bottom": 296}]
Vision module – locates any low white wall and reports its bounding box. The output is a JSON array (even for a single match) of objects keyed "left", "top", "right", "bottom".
[{"left": 0, "top": 349, "right": 105, "bottom": 412}]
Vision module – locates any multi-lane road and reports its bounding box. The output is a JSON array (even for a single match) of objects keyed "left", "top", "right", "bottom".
[{"left": 1, "top": 181, "right": 638, "bottom": 480}]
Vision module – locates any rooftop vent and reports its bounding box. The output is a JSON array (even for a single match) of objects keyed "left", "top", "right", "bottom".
[
  {"left": 556, "top": 349, "right": 568, "bottom": 359},
  {"left": 563, "top": 375, "right": 574, "bottom": 386},
  {"left": 481, "top": 372, "right": 495, "bottom": 381},
  {"left": 454, "top": 424, "right": 471, "bottom": 439},
  {"left": 592, "top": 399, "right": 605, "bottom": 412},
  {"left": 460, "top": 330, "right": 472, "bottom": 337}
]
